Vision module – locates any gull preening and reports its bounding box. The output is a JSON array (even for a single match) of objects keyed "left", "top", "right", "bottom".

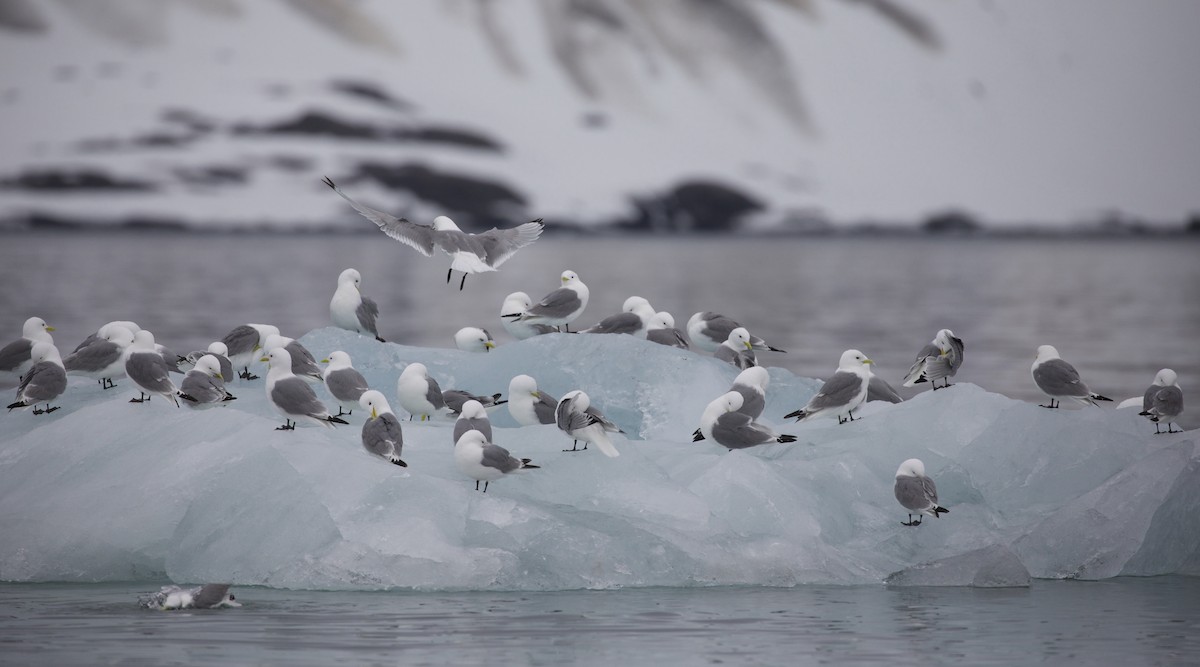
[
  {"left": 894, "top": 458, "right": 949, "bottom": 527},
  {"left": 555, "top": 389, "right": 622, "bottom": 457},
  {"left": 454, "top": 429, "right": 539, "bottom": 492},
  {"left": 6, "top": 341, "right": 66, "bottom": 414},
  {"left": 696, "top": 391, "right": 796, "bottom": 450},
  {"left": 359, "top": 390, "right": 406, "bottom": 466},
  {"left": 902, "top": 329, "right": 964, "bottom": 390},
  {"left": 323, "top": 177, "right": 544, "bottom": 290},
  {"left": 506, "top": 271, "right": 589, "bottom": 332},
  {"left": 182, "top": 342, "right": 234, "bottom": 384},
  {"left": 499, "top": 292, "right": 558, "bottom": 340},
  {"left": 64, "top": 323, "right": 134, "bottom": 390},
  {"left": 71, "top": 320, "right": 137, "bottom": 354},
  {"left": 0, "top": 316, "right": 55, "bottom": 380},
  {"left": 1031, "top": 345, "right": 1112, "bottom": 408},
  {"left": 687, "top": 312, "right": 785, "bottom": 354},
  {"left": 1139, "top": 369, "right": 1183, "bottom": 434},
  {"left": 330, "top": 268, "right": 385, "bottom": 342},
  {"left": 262, "top": 348, "right": 348, "bottom": 430},
  {"left": 785, "top": 350, "right": 874, "bottom": 424},
  {"left": 321, "top": 350, "right": 370, "bottom": 417},
  {"left": 507, "top": 374, "right": 558, "bottom": 426},
  {"left": 454, "top": 327, "right": 495, "bottom": 353},
  {"left": 180, "top": 355, "right": 236, "bottom": 409}
]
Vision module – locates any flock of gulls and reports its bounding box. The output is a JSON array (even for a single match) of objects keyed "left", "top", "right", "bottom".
[{"left": 2, "top": 181, "right": 1190, "bottom": 606}]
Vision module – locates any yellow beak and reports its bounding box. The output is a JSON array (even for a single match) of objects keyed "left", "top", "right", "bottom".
[
  {"left": 253, "top": 344, "right": 261, "bottom": 352},
  {"left": 532, "top": 391, "right": 540, "bottom": 398},
  {"left": 485, "top": 341, "right": 495, "bottom": 350},
  {"left": 259, "top": 355, "right": 270, "bottom": 362},
  {"left": 371, "top": 407, "right": 377, "bottom": 419},
  {"left": 863, "top": 358, "right": 875, "bottom": 365},
  {"left": 320, "top": 358, "right": 329, "bottom": 363},
  {"left": 743, "top": 341, "right": 753, "bottom": 350},
  {"left": 46, "top": 325, "right": 56, "bottom": 332}
]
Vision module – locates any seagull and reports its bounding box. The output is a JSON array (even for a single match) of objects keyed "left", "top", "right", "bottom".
[
  {"left": 220, "top": 323, "right": 278, "bottom": 380},
  {"left": 696, "top": 391, "right": 797, "bottom": 449},
  {"left": 71, "top": 320, "right": 137, "bottom": 354},
  {"left": 262, "top": 348, "right": 348, "bottom": 430},
  {"left": 454, "top": 327, "right": 495, "bottom": 353},
  {"left": 452, "top": 399, "right": 493, "bottom": 444},
  {"left": 139, "top": 584, "right": 240, "bottom": 610},
  {"left": 6, "top": 341, "right": 66, "bottom": 414},
  {"left": 507, "top": 374, "right": 558, "bottom": 426},
  {"left": 555, "top": 390, "right": 622, "bottom": 457},
  {"left": 359, "top": 390, "right": 406, "bottom": 466},
  {"left": 505, "top": 271, "right": 589, "bottom": 332},
  {"left": 454, "top": 429, "right": 539, "bottom": 492},
  {"left": 182, "top": 341, "right": 234, "bottom": 383},
  {"left": 902, "top": 329, "right": 964, "bottom": 390},
  {"left": 330, "top": 268, "right": 385, "bottom": 342},
  {"left": 645, "top": 311, "right": 688, "bottom": 349},
  {"left": 64, "top": 323, "right": 135, "bottom": 390},
  {"left": 867, "top": 372, "right": 904, "bottom": 404},
  {"left": 323, "top": 177, "right": 544, "bottom": 290},
  {"left": 180, "top": 355, "right": 236, "bottom": 409},
  {"left": 395, "top": 362, "right": 445, "bottom": 421},
  {"left": 321, "top": 350, "right": 370, "bottom": 417},
  {"left": 578, "top": 296, "right": 656, "bottom": 336},
  {"left": 693, "top": 366, "right": 769, "bottom": 441},
  {"left": 784, "top": 349, "right": 874, "bottom": 424},
  {"left": 1138, "top": 368, "right": 1183, "bottom": 434},
  {"left": 262, "top": 334, "right": 324, "bottom": 383},
  {"left": 894, "top": 458, "right": 949, "bottom": 527},
  {"left": 124, "top": 330, "right": 186, "bottom": 406},
  {"left": 0, "top": 316, "right": 55, "bottom": 380},
  {"left": 687, "top": 312, "right": 785, "bottom": 354},
  {"left": 714, "top": 327, "right": 757, "bottom": 370},
  {"left": 498, "top": 292, "right": 558, "bottom": 340},
  {"left": 1031, "top": 345, "right": 1113, "bottom": 408},
  {"left": 442, "top": 389, "right": 506, "bottom": 415}
]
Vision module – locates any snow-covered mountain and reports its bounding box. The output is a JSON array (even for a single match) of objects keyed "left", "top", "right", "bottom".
[{"left": 0, "top": 0, "right": 1196, "bottom": 231}]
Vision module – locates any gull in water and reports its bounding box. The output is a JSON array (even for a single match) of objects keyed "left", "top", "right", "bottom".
[
  {"left": 262, "top": 334, "right": 324, "bottom": 383},
  {"left": 894, "top": 458, "right": 949, "bottom": 527},
  {"left": 578, "top": 296, "right": 656, "bottom": 336},
  {"left": 262, "top": 348, "right": 348, "bottom": 430},
  {"left": 505, "top": 271, "right": 589, "bottom": 332},
  {"left": 902, "top": 329, "right": 964, "bottom": 390},
  {"left": 454, "top": 429, "right": 539, "bottom": 492},
  {"left": 71, "top": 320, "right": 137, "bottom": 354},
  {"left": 180, "top": 355, "right": 236, "bottom": 409},
  {"left": 1031, "top": 345, "right": 1112, "bottom": 408},
  {"left": 139, "top": 584, "right": 240, "bottom": 610},
  {"left": 443, "top": 389, "right": 506, "bottom": 415},
  {"left": 555, "top": 390, "right": 622, "bottom": 457},
  {"left": 1138, "top": 369, "right": 1183, "bottom": 434},
  {"left": 454, "top": 327, "right": 495, "bottom": 353},
  {"left": 125, "top": 330, "right": 186, "bottom": 406},
  {"left": 687, "top": 312, "right": 785, "bottom": 354},
  {"left": 64, "top": 323, "right": 134, "bottom": 390},
  {"left": 499, "top": 292, "right": 558, "bottom": 340},
  {"left": 714, "top": 327, "right": 757, "bottom": 370},
  {"left": 0, "top": 316, "right": 55, "bottom": 380},
  {"left": 784, "top": 350, "right": 874, "bottom": 424},
  {"left": 693, "top": 366, "right": 769, "bottom": 441},
  {"left": 696, "top": 391, "right": 797, "bottom": 449},
  {"left": 220, "top": 323, "right": 279, "bottom": 380},
  {"left": 452, "top": 399, "right": 493, "bottom": 444},
  {"left": 395, "top": 362, "right": 445, "bottom": 421},
  {"left": 321, "top": 350, "right": 370, "bottom": 417},
  {"left": 182, "top": 342, "right": 234, "bottom": 383},
  {"left": 359, "top": 390, "right": 406, "bottom": 466},
  {"left": 646, "top": 312, "right": 688, "bottom": 349},
  {"left": 6, "top": 341, "right": 66, "bottom": 414},
  {"left": 323, "top": 177, "right": 544, "bottom": 290},
  {"left": 330, "top": 268, "right": 385, "bottom": 342},
  {"left": 507, "top": 374, "right": 558, "bottom": 426}
]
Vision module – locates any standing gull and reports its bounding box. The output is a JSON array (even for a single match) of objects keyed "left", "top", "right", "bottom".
[
  {"left": 262, "top": 348, "right": 348, "bottom": 430},
  {"left": 555, "top": 390, "right": 622, "bottom": 457},
  {"left": 180, "top": 355, "right": 236, "bottom": 409},
  {"left": 687, "top": 312, "right": 785, "bottom": 354},
  {"left": 0, "top": 316, "right": 55, "bottom": 380},
  {"left": 330, "top": 268, "right": 385, "bottom": 341},
  {"left": 1031, "top": 345, "right": 1113, "bottom": 408},
  {"left": 395, "top": 362, "right": 445, "bottom": 421},
  {"left": 506, "top": 271, "right": 589, "bottom": 332},
  {"left": 507, "top": 374, "right": 558, "bottom": 426},
  {"left": 1138, "top": 369, "right": 1183, "bottom": 434},
  {"left": 714, "top": 328, "right": 757, "bottom": 370},
  {"left": 321, "top": 350, "right": 370, "bottom": 417},
  {"left": 125, "top": 330, "right": 186, "bottom": 406},
  {"left": 499, "top": 292, "right": 558, "bottom": 340},
  {"left": 696, "top": 392, "right": 797, "bottom": 449},
  {"left": 693, "top": 366, "right": 769, "bottom": 441},
  {"left": 578, "top": 296, "right": 656, "bottom": 336},
  {"left": 454, "top": 327, "right": 495, "bottom": 353},
  {"left": 784, "top": 349, "right": 874, "bottom": 424},
  {"left": 454, "top": 429, "right": 539, "bottom": 493},
  {"left": 323, "top": 177, "right": 544, "bottom": 290},
  {"left": 452, "top": 399, "right": 494, "bottom": 444},
  {"left": 901, "top": 329, "right": 964, "bottom": 390},
  {"left": 6, "top": 342, "right": 66, "bottom": 414},
  {"left": 894, "top": 458, "right": 949, "bottom": 527},
  {"left": 359, "top": 390, "right": 407, "bottom": 466},
  {"left": 263, "top": 334, "right": 324, "bottom": 383},
  {"left": 64, "top": 323, "right": 134, "bottom": 389},
  {"left": 646, "top": 312, "right": 689, "bottom": 349}
]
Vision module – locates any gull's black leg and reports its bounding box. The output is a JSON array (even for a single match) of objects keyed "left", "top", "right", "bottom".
[
  {"left": 563, "top": 439, "right": 580, "bottom": 452},
  {"left": 475, "top": 480, "right": 480, "bottom": 491},
  {"left": 33, "top": 406, "right": 44, "bottom": 415},
  {"left": 459, "top": 274, "right": 467, "bottom": 291},
  {"left": 1155, "top": 422, "right": 1162, "bottom": 434},
  {"left": 44, "top": 405, "right": 59, "bottom": 414},
  {"left": 447, "top": 268, "right": 453, "bottom": 284},
  {"left": 483, "top": 481, "right": 489, "bottom": 493}
]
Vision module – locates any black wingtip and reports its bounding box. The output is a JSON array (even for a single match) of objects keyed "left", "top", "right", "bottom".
[
  {"left": 934, "top": 506, "right": 949, "bottom": 516},
  {"left": 321, "top": 176, "right": 336, "bottom": 189},
  {"left": 522, "top": 463, "right": 541, "bottom": 469},
  {"left": 6, "top": 400, "right": 24, "bottom": 410},
  {"left": 1138, "top": 410, "right": 1152, "bottom": 416},
  {"left": 531, "top": 217, "right": 544, "bottom": 225},
  {"left": 913, "top": 377, "right": 928, "bottom": 384},
  {"left": 179, "top": 392, "right": 197, "bottom": 403},
  {"left": 768, "top": 346, "right": 787, "bottom": 353},
  {"left": 1094, "top": 394, "right": 1113, "bottom": 402},
  {"left": 393, "top": 458, "right": 408, "bottom": 467},
  {"left": 223, "top": 393, "right": 237, "bottom": 401},
  {"left": 375, "top": 336, "right": 386, "bottom": 343},
  {"left": 783, "top": 409, "right": 803, "bottom": 420},
  {"left": 777, "top": 434, "right": 797, "bottom": 443},
  {"left": 328, "top": 416, "right": 350, "bottom": 425},
  {"left": 501, "top": 313, "right": 522, "bottom": 319}
]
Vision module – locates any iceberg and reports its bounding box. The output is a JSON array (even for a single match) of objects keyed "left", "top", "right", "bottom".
[
  {"left": 885, "top": 545, "right": 1031, "bottom": 587},
  {"left": 0, "top": 328, "right": 1195, "bottom": 590}
]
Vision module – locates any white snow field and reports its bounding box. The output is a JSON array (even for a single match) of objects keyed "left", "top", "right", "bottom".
[{"left": 0, "top": 329, "right": 1196, "bottom": 590}]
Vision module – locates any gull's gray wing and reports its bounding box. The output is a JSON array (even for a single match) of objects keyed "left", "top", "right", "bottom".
[
  {"left": 894, "top": 475, "right": 936, "bottom": 512},
  {"left": 1033, "top": 359, "right": 1089, "bottom": 397},
  {"left": 435, "top": 229, "right": 487, "bottom": 259},
  {"left": 477, "top": 220, "right": 544, "bottom": 268},
  {"left": 699, "top": 313, "right": 736, "bottom": 344},
  {"left": 480, "top": 442, "right": 522, "bottom": 473},
  {"left": 0, "top": 338, "right": 32, "bottom": 372},
  {"left": 442, "top": 389, "right": 473, "bottom": 414},
  {"left": 221, "top": 325, "right": 259, "bottom": 357},
  {"left": 453, "top": 415, "right": 493, "bottom": 443},
  {"left": 181, "top": 371, "right": 226, "bottom": 403},
  {"left": 806, "top": 371, "right": 865, "bottom": 411},
  {"left": 525, "top": 288, "right": 581, "bottom": 319},
  {"left": 18, "top": 361, "right": 66, "bottom": 402},
  {"left": 731, "top": 384, "right": 765, "bottom": 418},
  {"left": 581, "top": 312, "right": 641, "bottom": 335},
  {"left": 1142, "top": 385, "right": 1157, "bottom": 412},
  {"left": 271, "top": 376, "right": 327, "bottom": 417},
  {"left": 326, "top": 367, "right": 369, "bottom": 402},
  {"left": 158, "top": 345, "right": 183, "bottom": 374},
  {"left": 533, "top": 390, "right": 559, "bottom": 425},
  {"left": 73, "top": 333, "right": 101, "bottom": 354},
  {"left": 127, "top": 352, "right": 174, "bottom": 392},
  {"left": 711, "top": 411, "right": 773, "bottom": 450},
  {"left": 215, "top": 353, "right": 234, "bottom": 383},
  {"left": 356, "top": 297, "right": 380, "bottom": 335},
  {"left": 1150, "top": 386, "right": 1184, "bottom": 418},
  {"left": 363, "top": 413, "right": 403, "bottom": 459},
  {"left": 285, "top": 341, "right": 323, "bottom": 380},
  {"left": 715, "top": 345, "right": 756, "bottom": 370},
  {"left": 191, "top": 584, "right": 231, "bottom": 609},
  {"left": 945, "top": 334, "right": 965, "bottom": 373},
  {"left": 64, "top": 339, "right": 120, "bottom": 373},
  {"left": 556, "top": 395, "right": 595, "bottom": 432},
  {"left": 867, "top": 375, "right": 904, "bottom": 404},
  {"left": 324, "top": 177, "right": 435, "bottom": 256},
  {"left": 647, "top": 328, "right": 688, "bottom": 349},
  {"left": 585, "top": 405, "right": 622, "bottom": 433},
  {"left": 425, "top": 376, "right": 445, "bottom": 410}
]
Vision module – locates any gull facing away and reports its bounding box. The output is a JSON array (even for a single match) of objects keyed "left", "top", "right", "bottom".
[
  {"left": 180, "top": 355, "right": 236, "bottom": 409},
  {"left": 555, "top": 390, "right": 623, "bottom": 457},
  {"left": 454, "top": 429, "right": 539, "bottom": 493},
  {"left": 578, "top": 296, "right": 656, "bottom": 336},
  {"left": 0, "top": 316, "right": 55, "bottom": 380},
  {"left": 323, "top": 177, "right": 544, "bottom": 290},
  {"left": 220, "top": 323, "right": 279, "bottom": 380},
  {"left": 6, "top": 341, "right": 66, "bottom": 414},
  {"left": 262, "top": 348, "right": 349, "bottom": 430},
  {"left": 646, "top": 312, "right": 689, "bottom": 349},
  {"left": 125, "top": 330, "right": 186, "bottom": 406},
  {"left": 455, "top": 327, "right": 495, "bottom": 353},
  {"left": 1031, "top": 345, "right": 1113, "bottom": 408},
  {"left": 395, "top": 362, "right": 445, "bottom": 421},
  {"left": 687, "top": 312, "right": 785, "bottom": 354},
  {"left": 894, "top": 458, "right": 949, "bottom": 527},
  {"left": 902, "top": 329, "right": 964, "bottom": 390},
  {"left": 714, "top": 327, "right": 757, "bottom": 370},
  {"left": 452, "top": 399, "right": 494, "bottom": 444},
  {"left": 139, "top": 584, "right": 240, "bottom": 610},
  {"left": 321, "top": 350, "right": 370, "bottom": 417},
  {"left": 693, "top": 366, "right": 769, "bottom": 441},
  {"left": 1139, "top": 369, "right": 1183, "bottom": 434},
  {"left": 506, "top": 271, "right": 589, "bottom": 332},
  {"left": 784, "top": 350, "right": 874, "bottom": 424},
  {"left": 507, "top": 374, "right": 558, "bottom": 426},
  {"left": 330, "top": 268, "right": 385, "bottom": 342},
  {"left": 499, "top": 292, "right": 558, "bottom": 340},
  {"left": 696, "top": 391, "right": 797, "bottom": 450},
  {"left": 359, "top": 390, "right": 406, "bottom": 466},
  {"left": 64, "top": 323, "right": 134, "bottom": 390}
]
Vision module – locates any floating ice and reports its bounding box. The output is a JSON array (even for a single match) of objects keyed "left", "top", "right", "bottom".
[
  {"left": 885, "top": 544, "right": 1030, "bottom": 587},
  {"left": 0, "top": 329, "right": 1195, "bottom": 590}
]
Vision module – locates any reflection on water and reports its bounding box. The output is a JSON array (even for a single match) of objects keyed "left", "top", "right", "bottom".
[{"left": 1, "top": 233, "right": 1198, "bottom": 426}]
